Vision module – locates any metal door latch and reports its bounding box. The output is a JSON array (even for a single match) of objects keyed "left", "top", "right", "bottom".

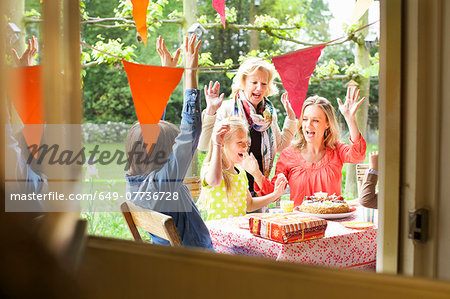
[{"left": 408, "top": 209, "right": 429, "bottom": 242}]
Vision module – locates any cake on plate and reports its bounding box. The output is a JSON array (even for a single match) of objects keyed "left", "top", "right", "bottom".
[{"left": 298, "top": 193, "right": 350, "bottom": 214}]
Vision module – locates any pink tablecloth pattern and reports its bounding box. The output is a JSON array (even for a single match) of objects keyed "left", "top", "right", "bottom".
[{"left": 206, "top": 208, "right": 377, "bottom": 270}]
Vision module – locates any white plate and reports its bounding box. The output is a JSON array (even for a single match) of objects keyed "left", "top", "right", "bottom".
[{"left": 293, "top": 206, "right": 357, "bottom": 220}]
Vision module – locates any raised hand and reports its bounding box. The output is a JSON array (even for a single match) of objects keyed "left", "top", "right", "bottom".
[
  {"left": 12, "top": 36, "right": 38, "bottom": 67},
  {"left": 204, "top": 81, "right": 224, "bottom": 116},
  {"left": 281, "top": 92, "right": 296, "bottom": 120},
  {"left": 184, "top": 33, "right": 201, "bottom": 70},
  {"left": 156, "top": 35, "right": 181, "bottom": 67},
  {"left": 337, "top": 86, "right": 366, "bottom": 120},
  {"left": 238, "top": 152, "right": 259, "bottom": 177},
  {"left": 212, "top": 123, "right": 230, "bottom": 146}
]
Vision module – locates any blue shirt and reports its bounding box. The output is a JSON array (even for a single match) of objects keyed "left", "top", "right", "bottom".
[{"left": 125, "top": 89, "right": 214, "bottom": 250}]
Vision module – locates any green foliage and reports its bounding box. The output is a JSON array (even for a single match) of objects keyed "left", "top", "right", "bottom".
[
  {"left": 91, "top": 35, "right": 136, "bottom": 65},
  {"left": 199, "top": 52, "right": 215, "bottom": 67},
  {"left": 23, "top": 0, "right": 377, "bottom": 128},
  {"left": 314, "top": 59, "right": 340, "bottom": 78},
  {"left": 214, "top": 7, "right": 237, "bottom": 24}
]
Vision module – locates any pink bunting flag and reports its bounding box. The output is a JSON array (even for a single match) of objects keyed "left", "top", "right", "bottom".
[
  {"left": 272, "top": 45, "right": 326, "bottom": 118},
  {"left": 212, "top": 0, "right": 226, "bottom": 28}
]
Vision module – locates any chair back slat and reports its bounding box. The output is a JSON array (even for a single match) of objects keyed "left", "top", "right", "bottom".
[
  {"left": 183, "top": 176, "right": 202, "bottom": 199},
  {"left": 356, "top": 163, "right": 369, "bottom": 195},
  {"left": 120, "top": 202, "right": 182, "bottom": 247}
]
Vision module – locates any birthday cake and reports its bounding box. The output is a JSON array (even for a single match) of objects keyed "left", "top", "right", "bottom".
[{"left": 298, "top": 193, "right": 350, "bottom": 214}]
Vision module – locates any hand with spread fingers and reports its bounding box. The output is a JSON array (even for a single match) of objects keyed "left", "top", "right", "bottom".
[
  {"left": 12, "top": 36, "right": 38, "bottom": 67},
  {"left": 205, "top": 81, "right": 224, "bottom": 116},
  {"left": 156, "top": 35, "right": 181, "bottom": 68},
  {"left": 337, "top": 86, "right": 366, "bottom": 121},
  {"left": 281, "top": 92, "right": 296, "bottom": 120}
]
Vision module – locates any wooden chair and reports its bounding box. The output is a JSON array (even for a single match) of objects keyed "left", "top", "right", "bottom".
[
  {"left": 120, "top": 202, "right": 182, "bottom": 247},
  {"left": 183, "top": 176, "right": 202, "bottom": 199},
  {"left": 356, "top": 163, "right": 369, "bottom": 195}
]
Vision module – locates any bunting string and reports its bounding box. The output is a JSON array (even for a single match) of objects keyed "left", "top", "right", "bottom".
[{"left": 80, "top": 20, "right": 379, "bottom": 72}]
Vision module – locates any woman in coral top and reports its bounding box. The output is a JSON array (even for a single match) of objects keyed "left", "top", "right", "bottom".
[{"left": 244, "top": 86, "right": 367, "bottom": 207}]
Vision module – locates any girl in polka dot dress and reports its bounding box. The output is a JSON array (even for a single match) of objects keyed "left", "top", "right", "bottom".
[{"left": 197, "top": 117, "right": 287, "bottom": 221}]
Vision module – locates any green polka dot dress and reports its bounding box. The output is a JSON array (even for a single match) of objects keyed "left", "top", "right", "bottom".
[{"left": 198, "top": 162, "right": 248, "bottom": 221}]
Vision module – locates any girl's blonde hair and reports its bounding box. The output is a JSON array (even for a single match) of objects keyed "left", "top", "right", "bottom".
[
  {"left": 294, "top": 95, "right": 340, "bottom": 150},
  {"left": 231, "top": 57, "right": 278, "bottom": 97},
  {"left": 204, "top": 117, "right": 248, "bottom": 196},
  {"left": 126, "top": 121, "right": 180, "bottom": 176}
]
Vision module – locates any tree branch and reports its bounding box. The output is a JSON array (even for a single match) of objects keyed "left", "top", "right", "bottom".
[
  {"left": 82, "top": 61, "right": 99, "bottom": 68},
  {"left": 309, "top": 73, "right": 358, "bottom": 83},
  {"left": 202, "top": 23, "right": 301, "bottom": 31},
  {"left": 24, "top": 17, "right": 183, "bottom": 27},
  {"left": 203, "top": 22, "right": 353, "bottom": 47}
]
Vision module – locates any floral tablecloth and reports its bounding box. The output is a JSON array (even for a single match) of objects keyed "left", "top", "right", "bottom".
[{"left": 206, "top": 206, "right": 377, "bottom": 270}]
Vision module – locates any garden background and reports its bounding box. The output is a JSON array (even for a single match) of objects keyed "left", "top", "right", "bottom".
[{"left": 20, "top": 0, "right": 379, "bottom": 239}]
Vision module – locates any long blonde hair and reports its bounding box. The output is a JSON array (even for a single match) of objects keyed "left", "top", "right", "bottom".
[
  {"left": 204, "top": 117, "right": 248, "bottom": 196},
  {"left": 294, "top": 95, "right": 340, "bottom": 150},
  {"left": 231, "top": 57, "right": 278, "bottom": 97}
]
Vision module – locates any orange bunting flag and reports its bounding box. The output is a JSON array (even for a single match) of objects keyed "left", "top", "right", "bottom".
[
  {"left": 212, "top": 0, "right": 226, "bottom": 28},
  {"left": 7, "top": 65, "right": 44, "bottom": 157},
  {"left": 272, "top": 45, "right": 326, "bottom": 118},
  {"left": 123, "top": 60, "right": 184, "bottom": 151},
  {"left": 130, "top": 0, "right": 150, "bottom": 46}
]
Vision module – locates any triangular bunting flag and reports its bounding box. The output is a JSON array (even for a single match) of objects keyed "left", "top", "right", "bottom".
[
  {"left": 212, "top": 0, "right": 226, "bottom": 28},
  {"left": 7, "top": 65, "right": 44, "bottom": 157},
  {"left": 123, "top": 60, "right": 184, "bottom": 151},
  {"left": 130, "top": 0, "right": 150, "bottom": 46},
  {"left": 272, "top": 45, "right": 325, "bottom": 118}
]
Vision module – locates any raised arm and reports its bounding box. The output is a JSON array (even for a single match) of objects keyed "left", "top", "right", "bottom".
[
  {"left": 272, "top": 92, "right": 297, "bottom": 153},
  {"left": 154, "top": 34, "right": 202, "bottom": 185},
  {"left": 204, "top": 123, "right": 230, "bottom": 187},
  {"left": 337, "top": 86, "right": 366, "bottom": 142},
  {"left": 198, "top": 81, "right": 224, "bottom": 150}
]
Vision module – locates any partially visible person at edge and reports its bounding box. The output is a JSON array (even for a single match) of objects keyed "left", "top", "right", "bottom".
[
  {"left": 248, "top": 86, "right": 367, "bottom": 207},
  {"left": 359, "top": 151, "right": 379, "bottom": 209},
  {"left": 124, "top": 34, "right": 214, "bottom": 250},
  {"left": 5, "top": 36, "right": 47, "bottom": 214},
  {"left": 197, "top": 57, "right": 297, "bottom": 196}
]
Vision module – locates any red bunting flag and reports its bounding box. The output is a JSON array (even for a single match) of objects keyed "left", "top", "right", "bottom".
[
  {"left": 130, "top": 0, "right": 150, "bottom": 46},
  {"left": 272, "top": 45, "right": 326, "bottom": 118},
  {"left": 212, "top": 0, "right": 226, "bottom": 28},
  {"left": 123, "top": 60, "right": 184, "bottom": 151},
  {"left": 7, "top": 66, "right": 44, "bottom": 156}
]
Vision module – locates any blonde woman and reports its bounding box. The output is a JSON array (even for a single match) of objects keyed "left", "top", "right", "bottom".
[
  {"left": 198, "top": 57, "right": 297, "bottom": 194},
  {"left": 249, "top": 87, "right": 367, "bottom": 207},
  {"left": 197, "top": 117, "right": 287, "bottom": 221}
]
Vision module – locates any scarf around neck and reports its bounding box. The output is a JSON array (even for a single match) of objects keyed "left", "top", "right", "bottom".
[{"left": 234, "top": 90, "right": 275, "bottom": 177}]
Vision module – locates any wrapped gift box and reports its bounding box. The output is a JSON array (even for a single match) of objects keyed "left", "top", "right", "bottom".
[{"left": 249, "top": 213, "right": 327, "bottom": 244}]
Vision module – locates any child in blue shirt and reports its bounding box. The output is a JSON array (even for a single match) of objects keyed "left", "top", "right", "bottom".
[{"left": 125, "top": 34, "right": 214, "bottom": 250}]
